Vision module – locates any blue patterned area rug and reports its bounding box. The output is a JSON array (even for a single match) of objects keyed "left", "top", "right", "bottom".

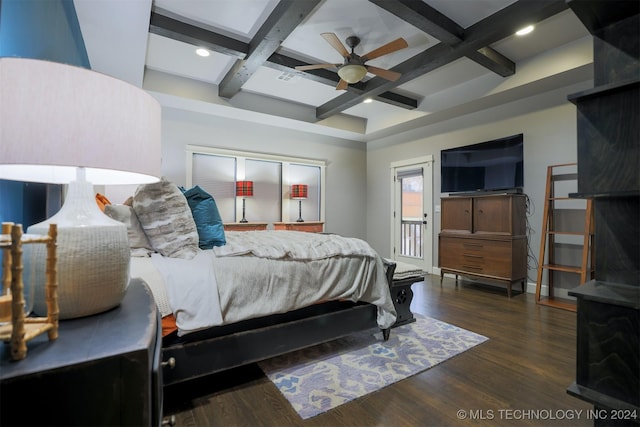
[{"left": 258, "top": 314, "right": 488, "bottom": 419}]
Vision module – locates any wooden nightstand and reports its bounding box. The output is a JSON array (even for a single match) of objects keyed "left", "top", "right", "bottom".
[
  {"left": 273, "top": 221, "right": 324, "bottom": 233},
  {"left": 0, "top": 279, "right": 162, "bottom": 427},
  {"left": 224, "top": 222, "right": 268, "bottom": 231}
]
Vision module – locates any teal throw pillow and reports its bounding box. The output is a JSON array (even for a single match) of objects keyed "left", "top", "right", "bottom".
[{"left": 180, "top": 185, "right": 226, "bottom": 249}]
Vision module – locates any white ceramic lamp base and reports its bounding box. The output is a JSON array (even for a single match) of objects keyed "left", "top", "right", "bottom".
[{"left": 27, "top": 174, "right": 130, "bottom": 319}]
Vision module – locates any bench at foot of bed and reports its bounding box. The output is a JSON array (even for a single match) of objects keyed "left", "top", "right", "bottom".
[
  {"left": 388, "top": 260, "right": 425, "bottom": 328},
  {"left": 390, "top": 277, "right": 419, "bottom": 327},
  {"left": 369, "top": 273, "right": 422, "bottom": 340}
]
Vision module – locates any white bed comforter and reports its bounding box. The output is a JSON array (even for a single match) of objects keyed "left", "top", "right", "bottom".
[{"left": 132, "top": 231, "right": 396, "bottom": 336}]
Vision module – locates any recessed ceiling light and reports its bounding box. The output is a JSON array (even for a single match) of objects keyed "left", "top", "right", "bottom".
[
  {"left": 196, "top": 48, "right": 210, "bottom": 57},
  {"left": 363, "top": 98, "right": 373, "bottom": 104},
  {"left": 516, "top": 25, "right": 534, "bottom": 36}
]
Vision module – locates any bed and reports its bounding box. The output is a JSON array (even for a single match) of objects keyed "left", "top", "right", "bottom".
[
  {"left": 130, "top": 230, "right": 410, "bottom": 386},
  {"left": 103, "top": 179, "right": 423, "bottom": 386}
]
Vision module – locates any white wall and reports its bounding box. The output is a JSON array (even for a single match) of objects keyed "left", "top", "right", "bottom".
[
  {"left": 117, "top": 71, "right": 593, "bottom": 291},
  {"left": 366, "top": 80, "right": 592, "bottom": 288},
  {"left": 154, "top": 105, "right": 369, "bottom": 239}
]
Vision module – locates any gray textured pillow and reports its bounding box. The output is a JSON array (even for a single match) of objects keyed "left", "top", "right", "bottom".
[
  {"left": 104, "top": 204, "right": 154, "bottom": 256},
  {"left": 133, "top": 178, "right": 200, "bottom": 259}
]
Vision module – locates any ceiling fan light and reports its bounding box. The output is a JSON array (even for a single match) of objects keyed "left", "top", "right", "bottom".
[{"left": 337, "top": 64, "right": 367, "bottom": 84}]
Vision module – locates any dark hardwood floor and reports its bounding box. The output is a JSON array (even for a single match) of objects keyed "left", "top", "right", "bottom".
[{"left": 164, "top": 275, "right": 594, "bottom": 426}]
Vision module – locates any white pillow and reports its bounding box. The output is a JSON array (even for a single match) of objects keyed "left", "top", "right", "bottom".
[
  {"left": 104, "top": 204, "right": 153, "bottom": 256},
  {"left": 133, "top": 178, "right": 200, "bottom": 259}
]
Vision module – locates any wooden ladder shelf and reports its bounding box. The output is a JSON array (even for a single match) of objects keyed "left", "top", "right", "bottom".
[{"left": 535, "top": 163, "right": 594, "bottom": 311}]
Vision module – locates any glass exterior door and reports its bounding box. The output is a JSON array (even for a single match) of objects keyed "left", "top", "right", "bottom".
[
  {"left": 392, "top": 158, "right": 433, "bottom": 272},
  {"left": 400, "top": 172, "right": 424, "bottom": 259}
]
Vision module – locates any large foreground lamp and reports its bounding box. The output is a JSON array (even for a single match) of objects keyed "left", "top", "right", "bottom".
[
  {"left": 0, "top": 58, "right": 161, "bottom": 319},
  {"left": 236, "top": 180, "right": 253, "bottom": 223},
  {"left": 291, "top": 184, "right": 308, "bottom": 222}
]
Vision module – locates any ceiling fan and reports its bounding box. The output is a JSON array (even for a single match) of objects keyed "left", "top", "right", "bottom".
[{"left": 295, "top": 33, "right": 408, "bottom": 90}]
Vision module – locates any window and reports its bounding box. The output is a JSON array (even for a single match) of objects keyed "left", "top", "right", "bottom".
[
  {"left": 191, "top": 153, "right": 236, "bottom": 221},
  {"left": 246, "top": 159, "right": 282, "bottom": 223},
  {"left": 398, "top": 168, "right": 423, "bottom": 258},
  {"left": 287, "top": 163, "right": 321, "bottom": 222},
  {"left": 187, "top": 146, "right": 325, "bottom": 224}
]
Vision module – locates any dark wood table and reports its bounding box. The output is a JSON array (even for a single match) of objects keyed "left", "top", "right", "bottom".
[{"left": 0, "top": 279, "right": 162, "bottom": 426}]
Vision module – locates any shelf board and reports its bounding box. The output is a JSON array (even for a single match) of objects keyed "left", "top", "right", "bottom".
[
  {"left": 551, "top": 173, "right": 578, "bottom": 182},
  {"left": 569, "top": 280, "right": 640, "bottom": 309},
  {"left": 541, "top": 263, "right": 586, "bottom": 274},
  {"left": 547, "top": 231, "right": 592, "bottom": 236},
  {"left": 570, "top": 190, "right": 640, "bottom": 199},
  {"left": 568, "top": 382, "right": 640, "bottom": 413},
  {"left": 567, "top": 0, "right": 640, "bottom": 35},
  {"left": 536, "top": 297, "right": 577, "bottom": 312},
  {"left": 548, "top": 197, "right": 587, "bottom": 201},
  {"left": 568, "top": 78, "right": 639, "bottom": 103}
]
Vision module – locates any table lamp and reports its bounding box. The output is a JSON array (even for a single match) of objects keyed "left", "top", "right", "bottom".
[
  {"left": 291, "top": 184, "right": 308, "bottom": 222},
  {"left": 0, "top": 58, "right": 161, "bottom": 319},
  {"left": 236, "top": 181, "right": 253, "bottom": 223}
]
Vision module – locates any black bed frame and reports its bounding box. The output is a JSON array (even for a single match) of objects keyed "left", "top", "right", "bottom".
[{"left": 161, "top": 260, "right": 419, "bottom": 386}]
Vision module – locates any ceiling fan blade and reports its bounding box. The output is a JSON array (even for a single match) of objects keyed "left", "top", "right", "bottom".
[
  {"left": 361, "top": 38, "right": 408, "bottom": 61},
  {"left": 335, "top": 79, "right": 348, "bottom": 90},
  {"left": 366, "top": 65, "right": 401, "bottom": 81},
  {"left": 321, "top": 32, "right": 350, "bottom": 58},
  {"left": 295, "top": 63, "right": 338, "bottom": 71}
]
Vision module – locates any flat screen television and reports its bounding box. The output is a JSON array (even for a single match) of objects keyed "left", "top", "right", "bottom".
[{"left": 441, "top": 133, "right": 524, "bottom": 194}]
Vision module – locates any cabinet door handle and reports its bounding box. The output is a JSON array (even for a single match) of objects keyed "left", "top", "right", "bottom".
[
  {"left": 463, "top": 254, "right": 483, "bottom": 259},
  {"left": 463, "top": 265, "right": 483, "bottom": 271},
  {"left": 162, "top": 416, "right": 176, "bottom": 426},
  {"left": 162, "top": 357, "right": 176, "bottom": 369}
]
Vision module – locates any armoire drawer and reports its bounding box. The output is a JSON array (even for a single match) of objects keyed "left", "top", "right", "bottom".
[{"left": 439, "top": 237, "right": 513, "bottom": 278}]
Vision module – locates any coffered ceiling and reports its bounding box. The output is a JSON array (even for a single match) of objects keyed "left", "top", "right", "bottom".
[{"left": 74, "top": 0, "right": 592, "bottom": 141}]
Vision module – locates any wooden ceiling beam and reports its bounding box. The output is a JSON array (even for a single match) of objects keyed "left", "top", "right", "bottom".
[
  {"left": 317, "top": 0, "right": 568, "bottom": 120},
  {"left": 369, "top": 0, "right": 515, "bottom": 77},
  {"left": 148, "top": 9, "right": 419, "bottom": 110},
  {"left": 218, "top": 0, "right": 321, "bottom": 98},
  {"left": 149, "top": 9, "right": 248, "bottom": 58}
]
